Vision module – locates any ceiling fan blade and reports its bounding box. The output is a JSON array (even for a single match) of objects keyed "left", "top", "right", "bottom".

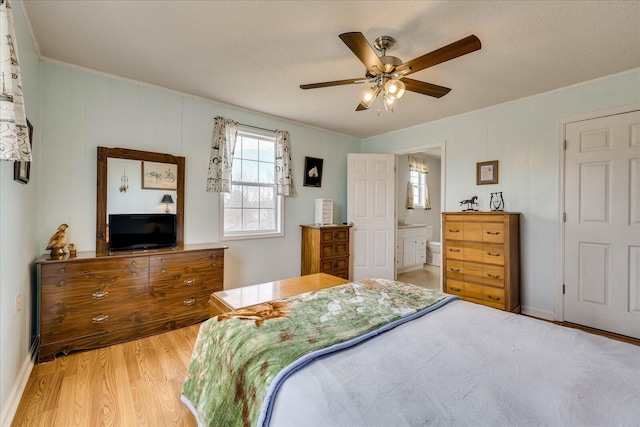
[
  {"left": 355, "top": 102, "right": 368, "bottom": 111},
  {"left": 300, "top": 78, "right": 365, "bottom": 90},
  {"left": 339, "top": 32, "right": 384, "bottom": 76},
  {"left": 396, "top": 35, "right": 481, "bottom": 76},
  {"left": 403, "top": 78, "right": 451, "bottom": 98}
]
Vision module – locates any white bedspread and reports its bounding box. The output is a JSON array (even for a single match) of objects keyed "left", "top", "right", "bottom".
[{"left": 269, "top": 300, "right": 640, "bottom": 427}]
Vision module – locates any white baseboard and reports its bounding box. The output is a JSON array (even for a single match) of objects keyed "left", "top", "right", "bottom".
[
  {"left": 0, "top": 343, "right": 36, "bottom": 427},
  {"left": 521, "top": 305, "right": 555, "bottom": 321}
]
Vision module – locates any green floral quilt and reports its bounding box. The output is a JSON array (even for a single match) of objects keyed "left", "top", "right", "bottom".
[{"left": 181, "top": 278, "right": 456, "bottom": 427}]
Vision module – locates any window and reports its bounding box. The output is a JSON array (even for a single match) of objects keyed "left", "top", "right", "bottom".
[
  {"left": 409, "top": 169, "right": 427, "bottom": 208},
  {"left": 220, "top": 127, "right": 283, "bottom": 240}
]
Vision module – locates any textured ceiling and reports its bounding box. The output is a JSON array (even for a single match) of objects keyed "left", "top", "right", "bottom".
[{"left": 21, "top": 1, "right": 640, "bottom": 139}]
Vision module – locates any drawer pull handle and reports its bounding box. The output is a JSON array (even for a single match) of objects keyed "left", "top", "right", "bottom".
[
  {"left": 131, "top": 272, "right": 137, "bottom": 277},
  {"left": 210, "top": 253, "right": 217, "bottom": 259},
  {"left": 161, "top": 258, "right": 166, "bottom": 263},
  {"left": 131, "top": 261, "right": 137, "bottom": 266},
  {"left": 183, "top": 297, "right": 196, "bottom": 306},
  {"left": 448, "top": 229, "right": 460, "bottom": 233},
  {"left": 211, "top": 262, "right": 217, "bottom": 267},
  {"left": 449, "top": 287, "right": 461, "bottom": 292},
  {"left": 184, "top": 278, "right": 196, "bottom": 285},
  {"left": 92, "top": 290, "right": 109, "bottom": 299},
  {"left": 333, "top": 262, "right": 338, "bottom": 268},
  {"left": 92, "top": 314, "right": 109, "bottom": 324},
  {"left": 333, "top": 232, "right": 338, "bottom": 239},
  {"left": 449, "top": 268, "right": 461, "bottom": 273},
  {"left": 487, "top": 274, "right": 501, "bottom": 279},
  {"left": 487, "top": 295, "right": 501, "bottom": 301},
  {"left": 58, "top": 267, "right": 66, "bottom": 274},
  {"left": 449, "top": 249, "right": 461, "bottom": 253},
  {"left": 487, "top": 252, "right": 501, "bottom": 257},
  {"left": 56, "top": 280, "right": 66, "bottom": 287},
  {"left": 334, "top": 246, "right": 339, "bottom": 253},
  {"left": 161, "top": 268, "right": 167, "bottom": 274},
  {"left": 486, "top": 231, "right": 501, "bottom": 235}
]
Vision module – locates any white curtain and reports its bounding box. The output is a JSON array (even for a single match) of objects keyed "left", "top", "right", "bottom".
[
  {"left": 206, "top": 116, "right": 238, "bottom": 193},
  {"left": 424, "top": 181, "right": 431, "bottom": 210},
  {"left": 0, "top": 0, "right": 31, "bottom": 162},
  {"left": 406, "top": 181, "right": 413, "bottom": 209},
  {"left": 275, "top": 130, "right": 296, "bottom": 196}
]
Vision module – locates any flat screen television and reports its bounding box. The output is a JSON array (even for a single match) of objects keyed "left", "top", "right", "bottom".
[{"left": 108, "top": 213, "right": 177, "bottom": 252}]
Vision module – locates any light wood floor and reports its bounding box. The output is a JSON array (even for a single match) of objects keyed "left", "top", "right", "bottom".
[{"left": 11, "top": 325, "right": 201, "bottom": 427}]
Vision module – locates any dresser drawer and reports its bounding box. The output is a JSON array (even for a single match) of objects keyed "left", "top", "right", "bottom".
[
  {"left": 150, "top": 262, "right": 222, "bottom": 283},
  {"left": 483, "top": 265, "right": 505, "bottom": 287},
  {"left": 149, "top": 250, "right": 223, "bottom": 268},
  {"left": 41, "top": 300, "right": 149, "bottom": 343},
  {"left": 41, "top": 270, "right": 147, "bottom": 298},
  {"left": 320, "top": 242, "right": 349, "bottom": 258},
  {"left": 320, "top": 228, "right": 348, "bottom": 243},
  {"left": 483, "top": 243, "right": 505, "bottom": 265},
  {"left": 484, "top": 287, "right": 506, "bottom": 309},
  {"left": 445, "top": 279, "right": 465, "bottom": 296},
  {"left": 444, "top": 222, "right": 464, "bottom": 240},
  {"left": 320, "top": 257, "right": 349, "bottom": 272},
  {"left": 41, "top": 275, "right": 148, "bottom": 307},
  {"left": 149, "top": 275, "right": 221, "bottom": 298},
  {"left": 149, "top": 290, "right": 211, "bottom": 321},
  {"left": 445, "top": 260, "right": 464, "bottom": 280},
  {"left": 41, "top": 257, "right": 148, "bottom": 278},
  {"left": 483, "top": 222, "right": 505, "bottom": 243},
  {"left": 445, "top": 240, "right": 464, "bottom": 260}
]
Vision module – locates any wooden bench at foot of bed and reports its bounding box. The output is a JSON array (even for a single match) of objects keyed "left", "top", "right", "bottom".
[{"left": 209, "top": 273, "right": 350, "bottom": 317}]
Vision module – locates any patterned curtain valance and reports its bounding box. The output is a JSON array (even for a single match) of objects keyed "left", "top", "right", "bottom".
[
  {"left": 275, "top": 130, "right": 295, "bottom": 197},
  {"left": 408, "top": 156, "right": 428, "bottom": 173},
  {"left": 206, "top": 116, "right": 238, "bottom": 193},
  {"left": 0, "top": 0, "right": 31, "bottom": 162}
]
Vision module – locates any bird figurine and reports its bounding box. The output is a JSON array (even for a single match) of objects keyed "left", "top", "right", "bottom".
[{"left": 46, "top": 224, "right": 69, "bottom": 258}]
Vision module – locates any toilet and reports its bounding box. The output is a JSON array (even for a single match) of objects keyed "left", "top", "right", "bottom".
[{"left": 425, "top": 226, "right": 441, "bottom": 266}]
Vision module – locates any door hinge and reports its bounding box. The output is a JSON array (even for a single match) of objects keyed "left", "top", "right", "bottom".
[
  {"left": 564, "top": 140, "right": 567, "bottom": 150},
  {"left": 563, "top": 212, "right": 567, "bottom": 222},
  {"left": 563, "top": 284, "right": 566, "bottom": 294}
]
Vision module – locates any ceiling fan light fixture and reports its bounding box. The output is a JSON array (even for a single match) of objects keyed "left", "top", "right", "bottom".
[
  {"left": 359, "top": 86, "right": 380, "bottom": 108},
  {"left": 384, "top": 79, "right": 405, "bottom": 100}
]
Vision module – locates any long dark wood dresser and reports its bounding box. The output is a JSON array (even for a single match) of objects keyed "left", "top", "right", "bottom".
[{"left": 35, "top": 243, "right": 227, "bottom": 362}]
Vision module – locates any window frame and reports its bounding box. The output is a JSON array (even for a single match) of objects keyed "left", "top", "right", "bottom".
[
  {"left": 219, "top": 126, "right": 284, "bottom": 241},
  {"left": 409, "top": 169, "right": 427, "bottom": 208}
]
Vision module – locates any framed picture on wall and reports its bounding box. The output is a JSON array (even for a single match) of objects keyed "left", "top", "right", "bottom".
[
  {"left": 141, "top": 161, "right": 178, "bottom": 190},
  {"left": 13, "top": 118, "right": 34, "bottom": 184},
  {"left": 476, "top": 160, "right": 498, "bottom": 185},
  {"left": 303, "top": 156, "right": 323, "bottom": 187}
]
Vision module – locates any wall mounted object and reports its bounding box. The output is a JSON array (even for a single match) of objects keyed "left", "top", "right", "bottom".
[
  {"left": 303, "top": 156, "right": 323, "bottom": 187},
  {"left": 13, "top": 118, "right": 33, "bottom": 184},
  {"left": 476, "top": 160, "right": 498, "bottom": 185}
]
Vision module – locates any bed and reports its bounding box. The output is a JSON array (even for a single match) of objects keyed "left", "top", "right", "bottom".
[{"left": 182, "top": 278, "right": 640, "bottom": 427}]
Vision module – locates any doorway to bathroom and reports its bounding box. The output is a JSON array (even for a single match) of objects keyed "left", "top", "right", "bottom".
[{"left": 394, "top": 142, "right": 445, "bottom": 291}]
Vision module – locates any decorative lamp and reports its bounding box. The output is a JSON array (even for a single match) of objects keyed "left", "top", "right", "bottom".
[{"left": 161, "top": 194, "right": 174, "bottom": 213}]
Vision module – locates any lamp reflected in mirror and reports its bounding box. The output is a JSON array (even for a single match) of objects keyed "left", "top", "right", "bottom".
[{"left": 161, "top": 194, "right": 174, "bottom": 213}]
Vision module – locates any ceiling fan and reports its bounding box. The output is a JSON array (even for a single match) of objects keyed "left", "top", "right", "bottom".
[{"left": 300, "top": 32, "right": 481, "bottom": 113}]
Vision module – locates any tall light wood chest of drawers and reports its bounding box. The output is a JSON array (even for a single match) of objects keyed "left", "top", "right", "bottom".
[
  {"left": 301, "top": 224, "right": 352, "bottom": 280},
  {"left": 442, "top": 212, "right": 520, "bottom": 312},
  {"left": 36, "top": 243, "right": 226, "bottom": 362}
]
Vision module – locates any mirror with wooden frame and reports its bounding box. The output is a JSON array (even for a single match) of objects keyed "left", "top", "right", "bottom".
[{"left": 96, "top": 147, "right": 185, "bottom": 255}]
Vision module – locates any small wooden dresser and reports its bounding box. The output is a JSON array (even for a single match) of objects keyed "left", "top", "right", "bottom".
[
  {"left": 442, "top": 212, "right": 520, "bottom": 312},
  {"left": 300, "top": 224, "right": 352, "bottom": 280},
  {"left": 36, "top": 243, "right": 227, "bottom": 362}
]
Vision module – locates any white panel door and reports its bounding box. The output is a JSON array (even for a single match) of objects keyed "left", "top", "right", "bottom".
[
  {"left": 347, "top": 153, "right": 395, "bottom": 280},
  {"left": 565, "top": 109, "right": 640, "bottom": 338}
]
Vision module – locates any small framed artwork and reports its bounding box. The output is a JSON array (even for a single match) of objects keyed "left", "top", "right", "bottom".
[
  {"left": 476, "top": 160, "right": 498, "bottom": 185},
  {"left": 303, "top": 156, "right": 324, "bottom": 187},
  {"left": 141, "top": 161, "right": 178, "bottom": 190},
  {"left": 13, "top": 118, "right": 34, "bottom": 184}
]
